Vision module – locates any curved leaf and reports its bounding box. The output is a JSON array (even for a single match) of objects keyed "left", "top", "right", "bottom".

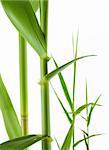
[
  {"left": 54, "top": 137, "right": 61, "bottom": 150},
  {"left": 74, "top": 103, "right": 93, "bottom": 115},
  {"left": 51, "top": 83, "right": 72, "bottom": 124},
  {"left": 73, "top": 134, "right": 102, "bottom": 148},
  {"left": 83, "top": 134, "right": 89, "bottom": 150},
  {"left": 0, "top": 75, "right": 21, "bottom": 139},
  {"left": 81, "top": 130, "right": 89, "bottom": 136},
  {"left": 52, "top": 57, "right": 72, "bottom": 111},
  {"left": 87, "top": 95, "right": 101, "bottom": 126},
  {"left": 1, "top": 0, "right": 47, "bottom": 58},
  {"left": 61, "top": 120, "right": 75, "bottom": 150},
  {"left": 42, "top": 55, "right": 96, "bottom": 82},
  {"left": 0, "top": 135, "right": 51, "bottom": 150},
  {"left": 80, "top": 115, "right": 87, "bottom": 122}
]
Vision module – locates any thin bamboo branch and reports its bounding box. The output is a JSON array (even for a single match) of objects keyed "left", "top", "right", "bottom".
[
  {"left": 72, "top": 34, "right": 78, "bottom": 150},
  {"left": 86, "top": 81, "right": 90, "bottom": 148},
  {"left": 72, "top": 60, "right": 76, "bottom": 150},
  {"left": 19, "top": 34, "right": 28, "bottom": 136}
]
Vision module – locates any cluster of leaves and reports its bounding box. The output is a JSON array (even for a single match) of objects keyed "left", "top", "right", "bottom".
[
  {"left": 0, "top": 0, "right": 101, "bottom": 150},
  {"left": 51, "top": 34, "right": 101, "bottom": 149}
]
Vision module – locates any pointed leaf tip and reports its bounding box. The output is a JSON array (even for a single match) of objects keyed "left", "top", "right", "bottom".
[
  {"left": 0, "top": 76, "right": 21, "bottom": 139},
  {"left": 87, "top": 95, "right": 101, "bottom": 126},
  {"left": 43, "top": 55, "right": 96, "bottom": 81}
]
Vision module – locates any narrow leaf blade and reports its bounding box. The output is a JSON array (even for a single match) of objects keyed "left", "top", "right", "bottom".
[
  {"left": 42, "top": 55, "right": 96, "bottom": 81},
  {"left": 61, "top": 121, "right": 74, "bottom": 150},
  {"left": 87, "top": 95, "right": 101, "bottom": 126},
  {"left": 74, "top": 103, "right": 93, "bottom": 115},
  {"left": 51, "top": 83, "right": 72, "bottom": 124},
  {"left": 73, "top": 134, "right": 102, "bottom": 148},
  {"left": 52, "top": 57, "right": 72, "bottom": 110},
  {"left": 80, "top": 115, "right": 87, "bottom": 122},
  {"left": 0, "top": 75, "right": 21, "bottom": 139},
  {"left": 83, "top": 134, "right": 89, "bottom": 150},
  {"left": 0, "top": 135, "right": 50, "bottom": 150},
  {"left": 81, "top": 130, "right": 89, "bottom": 136},
  {"left": 54, "top": 137, "right": 61, "bottom": 150}
]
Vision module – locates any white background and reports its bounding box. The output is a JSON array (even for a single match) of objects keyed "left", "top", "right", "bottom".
[{"left": 0, "top": 0, "right": 107, "bottom": 149}]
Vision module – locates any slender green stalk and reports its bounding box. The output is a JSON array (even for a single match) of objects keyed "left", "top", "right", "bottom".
[
  {"left": 72, "top": 63, "right": 76, "bottom": 150},
  {"left": 72, "top": 57, "right": 76, "bottom": 150},
  {"left": 40, "top": 0, "right": 51, "bottom": 150},
  {"left": 86, "top": 81, "right": 89, "bottom": 148},
  {"left": 40, "top": 60, "right": 51, "bottom": 150},
  {"left": 19, "top": 34, "right": 28, "bottom": 136},
  {"left": 72, "top": 34, "right": 78, "bottom": 150}
]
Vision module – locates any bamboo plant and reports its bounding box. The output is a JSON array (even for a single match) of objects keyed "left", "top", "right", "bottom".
[
  {"left": 0, "top": 0, "right": 101, "bottom": 150},
  {"left": 51, "top": 34, "right": 101, "bottom": 149}
]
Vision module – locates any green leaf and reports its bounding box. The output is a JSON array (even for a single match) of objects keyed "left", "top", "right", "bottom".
[
  {"left": 81, "top": 130, "right": 89, "bottom": 136},
  {"left": 83, "top": 134, "right": 89, "bottom": 150},
  {"left": 0, "top": 135, "right": 51, "bottom": 150},
  {"left": 0, "top": 75, "right": 21, "bottom": 139},
  {"left": 86, "top": 81, "right": 88, "bottom": 118},
  {"left": 80, "top": 115, "right": 87, "bottom": 122},
  {"left": 54, "top": 137, "right": 61, "bottom": 150},
  {"left": 72, "top": 31, "right": 79, "bottom": 111},
  {"left": 40, "top": 0, "right": 48, "bottom": 34},
  {"left": 50, "top": 83, "right": 72, "bottom": 124},
  {"left": 1, "top": 0, "right": 47, "bottom": 59},
  {"left": 41, "top": 55, "right": 96, "bottom": 82},
  {"left": 74, "top": 103, "right": 93, "bottom": 115},
  {"left": 81, "top": 130, "right": 89, "bottom": 150},
  {"left": 87, "top": 95, "right": 101, "bottom": 126},
  {"left": 52, "top": 57, "right": 72, "bottom": 111},
  {"left": 30, "top": 0, "right": 39, "bottom": 12},
  {"left": 61, "top": 120, "right": 75, "bottom": 150},
  {"left": 73, "top": 134, "right": 102, "bottom": 148},
  {"left": 75, "top": 30, "right": 79, "bottom": 59}
]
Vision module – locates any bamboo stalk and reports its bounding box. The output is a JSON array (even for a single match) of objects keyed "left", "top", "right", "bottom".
[
  {"left": 40, "top": 59, "right": 51, "bottom": 150},
  {"left": 40, "top": 0, "right": 51, "bottom": 150},
  {"left": 19, "top": 34, "right": 28, "bottom": 136}
]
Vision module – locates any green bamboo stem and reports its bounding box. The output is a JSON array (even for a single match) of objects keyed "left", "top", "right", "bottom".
[
  {"left": 19, "top": 34, "right": 28, "bottom": 136},
  {"left": 40, "top": 0, "right": 51, "bottom": 150},
  {"left": 40, "top": 59, "right": 51, "bottom": 150}
]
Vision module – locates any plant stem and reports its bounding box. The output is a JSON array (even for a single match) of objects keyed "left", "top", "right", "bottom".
[
  {"left": 40, "top": 59, "right": 51, "bottom": 150},
  {"left": 40, "top": 0, "right": 51, "bottom": 150},
  {"left": 19, "top": 34, "right": 28, "bottom": 136},
  {"left": 72, "top": 115, "right": 76, "bottom": 150},
  {"left": 72, "top": 34, "right": 78, "bottom": 150},
  {"left": 72, "top": 61, "right": 76, "bottom": 150},
  {"left": 86, "top": 81, "right": 89, "bottom": 148}
]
